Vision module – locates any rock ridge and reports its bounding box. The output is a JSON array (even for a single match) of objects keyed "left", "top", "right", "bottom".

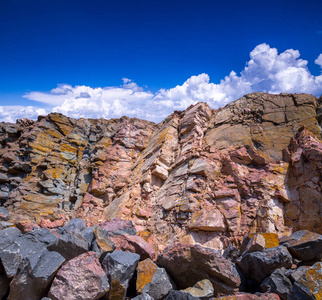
[{"left": 0, "top": 92, "right": 321, "bottom": 253}]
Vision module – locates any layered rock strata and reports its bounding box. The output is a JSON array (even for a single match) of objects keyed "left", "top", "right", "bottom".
[{"left": 0, "top": 93, "right": 321, "bottom": 252}]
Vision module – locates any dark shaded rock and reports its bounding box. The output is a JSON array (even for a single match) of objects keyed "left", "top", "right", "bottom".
[
  {"left": 132, "top": 293, "right": 154, "bottom": 300},
  {"left": 102, "top": 250, "right": 140, "bottom": 300},
  {"left": 288, "top": 261, "right": 322, "bottom": 300},
  {"left": 280, "top": 230, "right": 322, "bottom": 262},
  {"left": 48, "top": 251, "right": 109, "bottom": 300},
  {"left": 8, "top": 251, "right": 65, "bottom": 300},
  {"left": 165, "top": 290, "right": 199, "bottom": 300},
  {"left": 157, "top": 243, "right": 240, "bottom": 295},
  {"left": 0, "top": 207, "right": 10, "bottom": 221},
  {"left": 0, "top": 228, "right": 57, "bottom": 278},
  {"left": 223, "top": 245, "right": 239, "bottom": 262},
  {"left": 99, "top": 218, "right": 136, "bottom": 236},
  {"left": 62, "top": 218, "right": 87, "bottom": 233},
  {"left": 0, "top": 273, "right": 10, "bottom": 299},
  {"left": 236, "top": 246, "right": 292, "bottom": 283},
  {"left": 260, "top": 268, "right": 292, "bottom": 300},
  {"left": 47, "top": 231, "right": 90, "bottom": 261},
  {"left": 141, "top": 268, "right": 175, "bottom": 300},
  {"left": 183, "top": 279, "right": 214, "bottom": 299}
]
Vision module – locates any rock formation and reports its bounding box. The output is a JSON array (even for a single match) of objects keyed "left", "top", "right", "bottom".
[{"left": 0, "top": 93, "right": 321, "bottom": 254}]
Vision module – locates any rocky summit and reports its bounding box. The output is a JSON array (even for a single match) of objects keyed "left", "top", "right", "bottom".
[{"left": 0, "top": 92, "right": 321, "bottom": 299}]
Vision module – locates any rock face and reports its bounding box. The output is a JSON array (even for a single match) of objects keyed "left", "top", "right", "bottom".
[{"left": 0, "top": 92, "right": 321, "bottom": 253}]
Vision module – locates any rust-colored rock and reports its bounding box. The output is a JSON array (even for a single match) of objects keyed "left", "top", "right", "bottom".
[
  {"left": 48, "top": 251, "right": 109, "bottom": 300},
  {"left": 136, "top": 258, "right": 159, "bottom": 294},
  {"left": 0, "top": 92, "right": 321, "bottom": 254}
]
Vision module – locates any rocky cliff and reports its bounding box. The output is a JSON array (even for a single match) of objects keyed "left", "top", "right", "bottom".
[{"left": 0, "top": 92, "right": 321, "bottom": 253}]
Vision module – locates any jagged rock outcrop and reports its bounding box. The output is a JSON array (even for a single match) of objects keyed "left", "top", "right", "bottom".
[{"left": 0, "top": 92, "right": 321, "bottom": 253}]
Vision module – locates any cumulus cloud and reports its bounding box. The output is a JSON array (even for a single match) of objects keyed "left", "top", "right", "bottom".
[
  {"left": 2, "top": 43, "right": 322, "bottom": 123},
  {"left": 0, "top": 106, "right": 46, "bottom": 123}
]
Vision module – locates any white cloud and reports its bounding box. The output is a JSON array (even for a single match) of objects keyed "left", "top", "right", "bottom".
[
  {"left": 2, "top": 43, "right": 322, "bottom": 123},
  {"left": 0, "top": 106, "right": 46, "bottom": 123}
]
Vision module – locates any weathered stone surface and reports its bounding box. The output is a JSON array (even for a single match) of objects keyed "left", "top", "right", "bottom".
[
  {"left": 48, "top": 251, "right": 109, "bottom": 300},
  {"left": 157, "top": 244, "right": 240, "bottom": 295},
  {"left": 136, "top": 258, "right": 159, "bottom": 294},
  {"left": 280, "top": 230, "right": 322, "bottom": 262},
  {"left": 99, "top": 218, "right": 136, "bottom": 236},
  {"left": 0, "top": 228, "right": 57, "bottom": 278},
  {"left": 93, "top": 226, "right": 116, "bottom": 253},
  {"left": 288, "top": 261, "right": 322, "bottom": 300},
  {"left": 0, "top": 93, "right": 321, "bottom": 254},
  {"left": 237, "top": 246, "right": 292, "bottom": 283},
  {"left": 141, "top": 268, "right": 175, "bottom": 300},
  {"left": 109, "top": 234, "right": 156, "bottom": 260},
  {"left": 47, "top": 230, "right": 90, "bottom": 261},
  {"left": 102, "top": 250, "right": 140, "bottom": 300},
  {"left": 240, "top": 233, "right": 279, "bottom": 254},
  {"left": 183, "top": 279, "right": 214, "bottom": 299},
  {"left": 260, "top": 268, "right": 292, "bottom": 300},
  {"left": 8, "top": 251, "right": 65, "bottom": 300},
  {"left": 166, "top": 290, "right": 200, "bottom": 300}
]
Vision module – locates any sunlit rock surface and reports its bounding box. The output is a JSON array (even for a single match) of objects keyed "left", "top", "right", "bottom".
[{"left": 0, "top": 92, "right": 321, "bottom": 252}]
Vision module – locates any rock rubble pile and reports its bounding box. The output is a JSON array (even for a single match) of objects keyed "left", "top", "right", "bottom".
[{"left": 0, "top": 217, "right": 320, "bottom": 300}]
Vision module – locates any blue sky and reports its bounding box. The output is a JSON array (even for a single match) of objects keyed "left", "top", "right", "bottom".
[{"left": 0, "top": 0, "right": 322, "bottom": 122}]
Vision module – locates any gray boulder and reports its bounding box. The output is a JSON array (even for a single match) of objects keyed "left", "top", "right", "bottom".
[
  {"left": 102, "top": 250, "right": 140, "bottom": 300},
  {"left": 236, "top": 246, "right": 292, "bottom": 283},
  {"left": 288, "top": 261, "right": 322, "bottom": 300},
  {"left": 142, "top": 268, "right": 175, "bottom": 300},
  {"left": 0, "top": 228, "right": 57, "bottom": 278},
  {"left": 260, "top": 268, "right": 292, "bottom": 300},
  {"left": 8, "top": 251, "right": 65, "bottom": 300},
  {"left": 280, "top": 230, "right": 322, "bottom": 262}
]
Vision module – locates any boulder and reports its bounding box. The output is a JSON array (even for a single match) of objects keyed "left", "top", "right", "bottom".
[
  {"left": 260, "top": 268, "right": 292, "bottom": 300},
  {"left": 101, "top": 250, "right": 140, "bottom": 300},
  {"left": 157, "top": 243, "right": 240, "bottom": 295},
  {"left": 109, "top": 234, "right": 156, "bottom": 260},
  {"left": 48, "top": 251, "right": 109, "bottom": 300},
  {"left": 47, "top": 231, "right": 90, "bottom": 261},
  {"left": 236, "top": 246, "right": 292, "bottom": 283},
  {"left": 183, "top": 279, "right": 214, "bottom": 299},
  {"left": 136, "top": 258, "right": 159, "bottom": 294},
  {"left": 0, "top": 228, "right": 57, "bottom": 278},
  {"left": 280, "top": 230, "right": 322, "bottom": 262},
  {"left": 288, "top": 261, "right": 322, "bottom": 300},
  {"left": 8, "top": 251, "right": 65, "bottom": 300},
  {"left": 240, "top": 233, "right": 279, "bottom": 254},
  {"left": 93, "top": 226, "right": 116, "bottom": 253},
  {"left": 223, "top": 245, "right": 240, "bottom": 263},
  {"left": 141, "top": 268, "right": 175, "bottom": 300},
  {"left": 99, "top": 218, "right": 136, "bottom": 236},
  {"left": 165, "top": 290, "right": 199, "bottom": 300}
]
